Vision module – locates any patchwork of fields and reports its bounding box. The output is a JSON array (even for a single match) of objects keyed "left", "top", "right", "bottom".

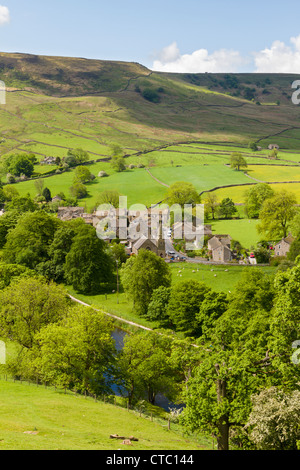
[{"left": 1, "top": 80, "right": 300, "bottom": 250}]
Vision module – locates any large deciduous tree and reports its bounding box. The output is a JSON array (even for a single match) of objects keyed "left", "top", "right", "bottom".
[
  {"left": 257, "top": 190, "right": 297, "bottom": 239},
  {"left": 3, "top": 210, "right": 61, "bottom": 269},
  {"left": 230, "top": 152, "right": 247, "bottom": 171},
  {"left": 166, "top": 181, "right": 200, "bottom": 207},
  {"left": 31, "top": 305, "right": 116, "bottom": 396},
  {"left": 0, "top": 277, "right": 69, "bottom": 350},
  {"left": 121, "top": 250, "right": 171, "bottom": 316},
  {"left": 166, "top": 280, "right": 212, "bottom": 337},
  {"left": 117, "top": 331, "right": 177, "bottom": 405},
  {"left": 244, "top": 183, "right": 274, "bottom": 219},
  {"left": 217, "top": 197, "right": 237, "bottom": 219},
  {"left": 64, "top": 225, "right": 114, "bottom": 294},
  {"left": 181, "top": 269, "right": 276, "bottom": 450}
]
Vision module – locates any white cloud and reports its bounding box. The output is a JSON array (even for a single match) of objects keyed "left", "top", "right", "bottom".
[
  {"left": 0, "top": 5, "right": 10, "bottom": 25},
  {"left": 152, "top": 42, "right": 247, "bottom": 73},
  {"left": 254, "top": 35, "right": 300, "bottom": 73},
  {"left": 152, "top": 36, "right": 300, "bottom": 74}
]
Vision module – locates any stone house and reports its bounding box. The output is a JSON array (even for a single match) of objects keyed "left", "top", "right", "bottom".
[
  {"left": 274, "top": 233, "right": 294, "bottom": 257},
  {"left": 268, "top": 144, "right": 279, "bottom": 150},
  {"left": 41, "top": 156, "right": 57, "bottom": 165},
  {"left": 130, "top": 217, "right": 166, "bottom": 258},
  {"left": 130, "top": 236, "right": 165, "bottom": 257},
  {"left": 207, "top": 235, "right": 233, "bottom": 263},
  {"left": 57, "top": 206, "right": 85, "bottom": 221}
]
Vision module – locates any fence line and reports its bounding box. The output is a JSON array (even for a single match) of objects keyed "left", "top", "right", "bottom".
[{"left": 0, "top": 374, "right": 203, "bottom": 444}]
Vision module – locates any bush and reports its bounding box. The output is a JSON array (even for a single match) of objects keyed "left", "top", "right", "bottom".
[
  {"left": 69, "top": 183, "right": 88, "bottom": 199},
  {"left": 98, "top": 171, "right": 108, "bottom": 177},
  {"left": 142, "top": 88, "right": 161, "bottom": 103}
]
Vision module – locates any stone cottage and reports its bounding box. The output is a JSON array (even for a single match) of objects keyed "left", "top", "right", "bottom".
[
  {"left": 274, "top": 233, "right": 294, "bottom": 257},
  {"left": 207, "top": 235, "right": 233, "bottom": 263}
]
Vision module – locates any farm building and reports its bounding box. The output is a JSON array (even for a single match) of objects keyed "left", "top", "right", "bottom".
[
  {"left": 268, "top": 144, "right": 279, "bottom": 150},
  {"left": 274, "top": 233, "right": 294, "bottom": 257},
  {"left": 41, "top": 156, "right": 56, "bottom": 165}
]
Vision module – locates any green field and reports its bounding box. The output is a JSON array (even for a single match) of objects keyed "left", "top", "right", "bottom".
[
  {"left": 0, "top": 380, "right": 210, "bottom": 450},
  {"left": 212, "top": 181, "right": 300, "bottom": 204},
  {"left": 65, "top": 263, "right": 277, "bottom": 330},
  {"left": 209, "top": 218, "right": 262, "bottom": 249}
]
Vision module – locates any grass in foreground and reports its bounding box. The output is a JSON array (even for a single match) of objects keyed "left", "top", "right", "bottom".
[{"left": 0, "top": 380, "right": 211, "bottom": 450}]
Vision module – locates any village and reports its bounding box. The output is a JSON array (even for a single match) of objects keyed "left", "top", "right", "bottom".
[{"left": 55, "top": 204, "right": 294, "bottom": 265}]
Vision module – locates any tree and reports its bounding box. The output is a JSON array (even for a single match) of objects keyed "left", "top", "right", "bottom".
[
  {"left": 95, "top": 190, "right": 121, "bottom": 208},
  {"left": 109, "top": 241, "right": 127, "bottom": 266},
  {"left": 67, "top": 148, "right": 90, "bottom": 164},
  {"left": 246, "top": 387, "right": 300, "bottom": 450},
  {"left": 69, "top": 182, "right": 88, "bottom": 199},
  {"left": 30, "top": 305, "right": 116, "bottom": 396},
  {"left": 142, "top": 88, "right": 161, "bottom": 103},
  {"left": 110, "top": 144, "right": 124, "bottom": 158},
  {"left": 0, "top": 210, "right": 21, "bottom": 248},
  {"left": 287, "top": 237, "right": 300, "bottom": 261},
  {"left": 182, "top": 268, "right": 276, "bottom": 450},
  {"left": 5, "top": 195, "right": 38, "bottom": 213},
  {"left": 111, "top": 156, "right": 126, "bottom": 172},
  {"left": 166, "top": 181, "right": 200, "bottom": 207},
  {"left": 2, "top": 185, "right": 19, "bottom": 201},
  {"left": 248, "top": 142, "right": 258, "bottom": 151},
  {"left": 253, "top": 244, "right": 271, "bottom": 264},
  {"left": 3, "top": 210, "right": 61, "bottom": 269},
  {"left": 42, "top": 187, "right": 52, "bottom": 202},
  {"left": 196, "top": 291, "right": 228, "bottom": 339},
  {"left": 64, "top": 226, "right": 114, "bottom": 294},
  {"left": 73, "top": 165, "right": 94, "bottom": 184},
  {"left": 269, "top": 148, "right": 278, "bottom": 160},
  {"left": 268, "top": 265, "right": 300, "bottom": 386},
  {"left": 257, "top": 190, "right": 297, "bottom": 239},
  {"left": 0, "top": 277, "right": 69, "bottom": 350},
  {"left": 290, "top": 210, "right": 300, "bottom": 238},
  {"left": 36, "top": 223, "right": 78, "bottom": 282},
  {"left": 121, "top": 250, "right": 171, "bottom": 316},
  {"left": 117, "top": 331, "right": 177, "bottom": 405},
  {"left": 230, "top": 152, "right": 248, "bottom": 171},
  {"left": 0, "top": 263, "right": 35, "bottom": 290},
  {"left": 166, "top": 280, "right": 212, "bottom": 337},
  {"left": 5, "top": 153, "right": 35, "bottom": 177},
  {"left": 34, "top": 178, "right": 44, "bottom": 196},
  {"left": 147, "top": 286, "right": 171, "bottom": 325},
  {"left": 204, "top": 193, "right": 218, "bottom": 220},
  {"left": 217, "top": 197, "right": 237, "bottom": 219},
  {"left": 0, "top": 188, "right": 5, "bottom": 204},
  {"left": 244, "top": 183, "right": 274, "bottom": 219}
]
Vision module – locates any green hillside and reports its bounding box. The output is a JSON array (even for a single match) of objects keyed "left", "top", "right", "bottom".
[
  {"left": 0, "top": 52, "right": 300, "bottom": 154},
  {"left": 0, "top": 380, "right": 210, "bottom": 450},
  {"left": 1, "top": 51, "right": 300, "bottom": 240}
]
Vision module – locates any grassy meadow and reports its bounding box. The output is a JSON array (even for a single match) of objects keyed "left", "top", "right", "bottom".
[{"left": 0, "top": 380, "right": 211, "bottom": 450}]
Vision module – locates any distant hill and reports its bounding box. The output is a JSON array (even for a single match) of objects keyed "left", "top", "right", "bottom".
[{"left": 0, "top": 51, "right": 300, "bottom": 151}]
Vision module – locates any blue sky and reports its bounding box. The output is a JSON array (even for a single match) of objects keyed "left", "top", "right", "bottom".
[{"left": 1, "top": 0, "right": 300, "bottom": 72}]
